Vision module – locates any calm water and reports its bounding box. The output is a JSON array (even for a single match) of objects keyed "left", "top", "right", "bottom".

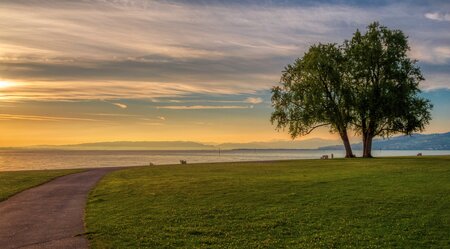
[{"left": 0, "top": 149, "right": 449, "bottom": 171}]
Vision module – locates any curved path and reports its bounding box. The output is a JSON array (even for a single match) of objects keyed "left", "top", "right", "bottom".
[{"left": 0, "top": 167, "right": 121, "bottom": 249}]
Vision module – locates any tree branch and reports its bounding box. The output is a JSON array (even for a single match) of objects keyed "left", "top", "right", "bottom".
[{"left": 304, "top": 123, "right": 331, "bottom": 135}]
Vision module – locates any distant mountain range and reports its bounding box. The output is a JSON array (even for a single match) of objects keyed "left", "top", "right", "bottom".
[
  {"left": 23, "top": 141, "right": 216, "bottom": 151},
  {"left": 319, "top": 132, "right": 450, "bottom": 150},
  {"left": 218, "top": 138, "right": 339, "bottom": 150},
  {"left": 6, "top": 138, "right": 339, "bottom": 150},
  {"left": 3, "top": 132, "right": 449, "bottom": 150}
]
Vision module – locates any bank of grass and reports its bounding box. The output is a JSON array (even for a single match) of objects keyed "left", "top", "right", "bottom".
[
  {"left": 0, "top": 169, "right": 83, "bottom": 202},
  {"left": 86, "top": 156, "right": 450, "bottom": 248}
]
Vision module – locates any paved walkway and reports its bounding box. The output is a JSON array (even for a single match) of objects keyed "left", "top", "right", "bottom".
[{"left": 0, "top": 168, "right": 120, "bottom": 249}]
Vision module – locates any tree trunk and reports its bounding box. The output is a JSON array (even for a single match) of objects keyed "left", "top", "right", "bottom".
[
  {"left": 339, "top": 131, "right": 355, "bottom": 158},
  {"left": 362, "top": 133, "right": 373, "bottom": 158}
]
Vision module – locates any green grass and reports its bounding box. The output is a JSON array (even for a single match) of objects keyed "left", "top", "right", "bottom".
[
  {"left": 0, "top": 169, "right": 83, "bottom": 202},
  {"left": 86, "top": 156, "right": 450, "bottom": 248}
]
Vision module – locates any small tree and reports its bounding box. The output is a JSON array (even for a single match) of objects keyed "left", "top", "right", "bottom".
[
  {"left": 271, "top": 44, "right": 355, "bottom": 158},
  {"left": 345, "top": 22, "right": 432, "bottom": 157}
]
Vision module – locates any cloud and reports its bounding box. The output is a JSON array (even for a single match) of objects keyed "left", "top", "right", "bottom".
[
  {"left": 86, "top": 113, "right": 139, "bottom": 117},
  {"left": 112, "top": 102, "right": 128, "bottom": 109},
  {"left": 0, "top": 55, "right": 284, "bottom": 93},
  {"left": 425, "top": 12, "right": 450, "bottom": 21},
  {"left": 245, "top": 97, "right": 263, "bottom": 104},
  {"left": 410, "top": 44, "right": 450, "bottom": 64},
  {"left": 139, "top": 116, "right": 167, "bottom": 123},
  {"left": 0, "top": 0, "right": 449, "bottom": 100},
  {"left": 0, "top": 81, "right": 246, "bottom": 101},
  {"left": 158, "top": 97, "right": 265, "bottom": 104},
  {"left": 0, "top": 113, "right": 98, "bottom": 122},
  {"left": 157, "top": 105, "right": 252, "bottom": 110},
  {"left": 420, "top": 73, "right": 450, "bottom": 90}
]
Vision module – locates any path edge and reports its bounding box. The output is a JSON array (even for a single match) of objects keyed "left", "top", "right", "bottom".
[
  {"left": 0, "top": 169, "right": 87, "bottom": 203},
  {"left": 83, "top": 167, "right": 125, "bottom": 249}
]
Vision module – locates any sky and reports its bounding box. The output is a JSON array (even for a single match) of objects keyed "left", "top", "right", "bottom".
[{"left": 0, "top": 0, "right": 449, "bottom": 146}]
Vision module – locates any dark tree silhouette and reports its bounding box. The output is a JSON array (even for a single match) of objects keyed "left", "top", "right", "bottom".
[
  {"left": 271, "top": 22, "right": 432, "bottom": 158},
  {"left": 271, "top": 44, "right": 355, "bottom": 158},
  {"left": 345, "top": 22, "right": 432, "bottom": 157}
]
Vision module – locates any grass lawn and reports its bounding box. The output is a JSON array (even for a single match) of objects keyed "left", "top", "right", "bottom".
[
  {"left": 0, "top": 169, "right": 83, "bottom": 202},
  {"left": 86, "top": 156, "right": 450, "bottom": 248}
]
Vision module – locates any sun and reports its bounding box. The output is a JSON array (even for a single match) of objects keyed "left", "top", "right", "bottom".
[{"left": 0, "top": 80, "right": 12, "bottom": 88}]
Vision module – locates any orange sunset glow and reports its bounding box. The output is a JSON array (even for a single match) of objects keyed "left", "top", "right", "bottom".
[{"left": 0, "top": 0, "right": 449, "bottom": 147}]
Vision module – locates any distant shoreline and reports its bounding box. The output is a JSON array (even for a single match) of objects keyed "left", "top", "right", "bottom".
[
  {"left": 1, "top": 148, "right": 450, "bottom": 152},
  {"left": 1, "top": 132, "right": 448, "bottom": 151}
]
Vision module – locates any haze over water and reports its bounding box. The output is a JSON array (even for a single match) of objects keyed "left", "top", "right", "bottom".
[{"left": 1, "top": 150, "right": 449, "bottom": 171}]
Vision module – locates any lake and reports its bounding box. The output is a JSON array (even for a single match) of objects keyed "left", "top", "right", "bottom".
[{"left": 1, "top": 149, "right": 449, "bottom": 171}]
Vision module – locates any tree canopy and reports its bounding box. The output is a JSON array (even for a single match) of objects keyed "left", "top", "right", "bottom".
[
  {"left": 345, "top": 22, "right": 432, "bottom": 157},
  {"left": 271, "top": 44, "right": 355, "bottom": 157},
  {"left": 271, "top": 22, "right": 432, "bottom": 158}
]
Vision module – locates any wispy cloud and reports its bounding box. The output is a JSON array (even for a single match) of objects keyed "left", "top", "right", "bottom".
[
  {"left": 86, "top": 113, "right": 139, "bottom": 117},
  {"left": 112, "top": 102, "right": 128, "bottom": 109},
  {"left": 410, "top": 43, "right": 450, "bottom": 64},
  {"left": 157, "top": 105, "right": 252, "bottom": 110},
  {"left": 0, "top": 113, "right": 98, "bottom": 122},
  {"left": 245, "top": 97, "right": 263, "bottom": 104},
  {"left": 421, "top": 73, "right": 450, "bottom": 90},
  {"left": 0, "top": 81, "right": 244, "bottom": 101},
  {"left": 425, "top": 12, "right": 450, "bottom": 22},
  {"left": 160, "top": 98, "right": 259, "bottom": 104},
  {"left": 139, "top": 116, "right": 167, "bottom": 121},
  {"left": 0, "top": 0, "right": 449, "bottom": 103}
]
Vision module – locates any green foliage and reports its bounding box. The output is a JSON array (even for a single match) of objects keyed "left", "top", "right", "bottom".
[
  {"left": 345, "top": 22, "right": 432, "bottom": 138},
  {"left": 271, "top": 22, "right": 433, "bottom": 157},
  {"left": 0, "top": 169, "right": 82, "bottom": 201},
  {"left": 271, "top": 44, "right": 352, "bottom": 138},
  {"left": 86, "top": 157, "right": 450, "bottom": 248}
]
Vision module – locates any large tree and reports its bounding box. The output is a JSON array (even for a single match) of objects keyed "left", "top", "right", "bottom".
[
  {"left": 271, "top": 44, "right": 355, "bottom": 158},
  {"left": 344, "top": 22, "right": 432, "bottom": 157}
]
